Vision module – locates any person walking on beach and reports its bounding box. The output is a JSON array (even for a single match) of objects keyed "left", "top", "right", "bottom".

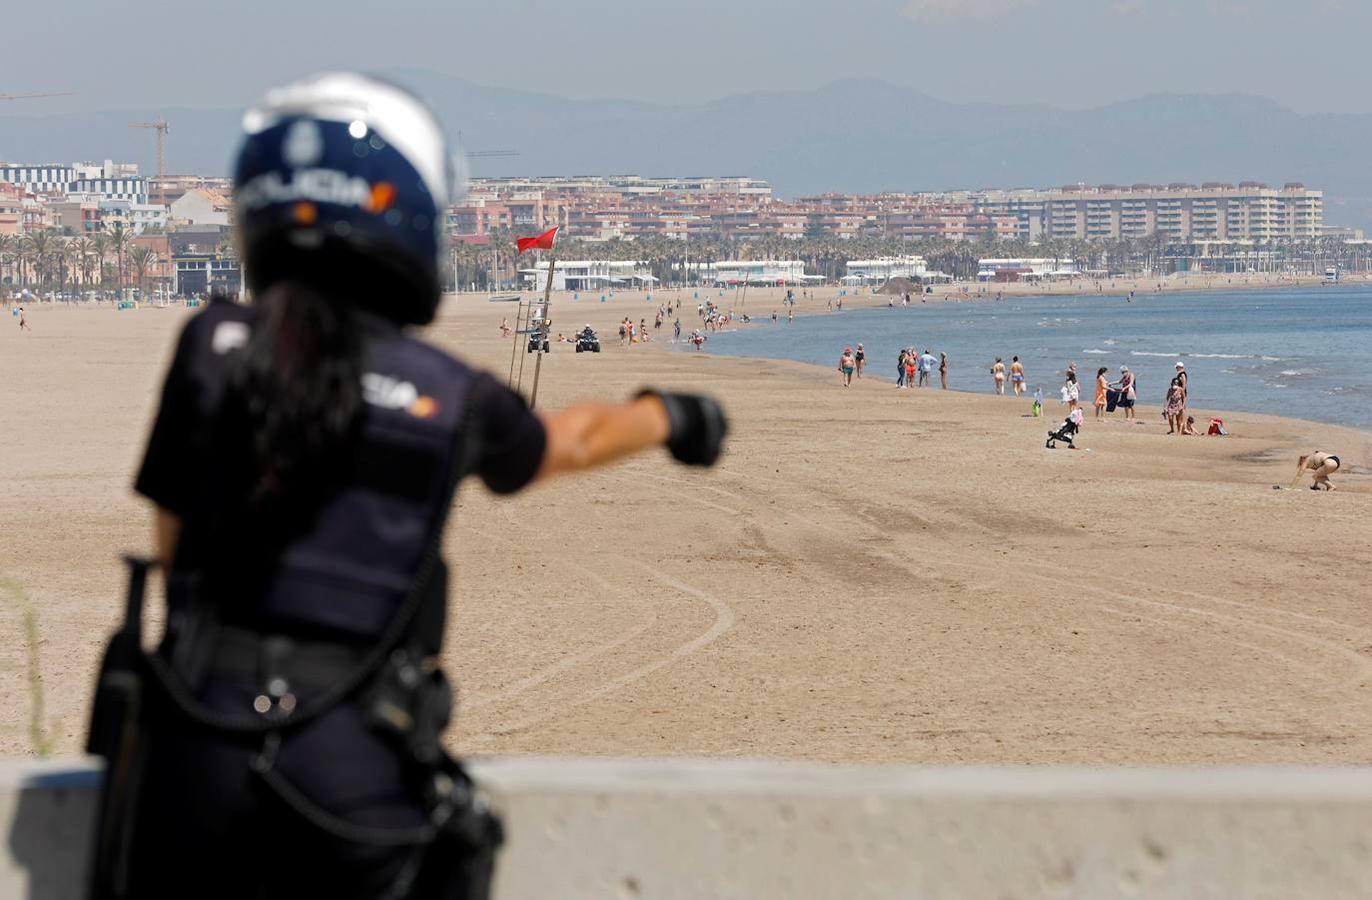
[
  {"left": 939, "top": 352, "right": 949, "bottom": 389},
  {"left": 839, "top": 347, "right": 856, "bottom": 387},
  {"left": 1115, "top": 366, "right": 1137, "bottom": 421},
  {"left": 896, "top": 349, "right": 908, "bottom": 387},
  {"left": 991, "top": 357, "right": 1006, "bottom": 395},
  {"left": 854, "top": 343, "right": 865, "bottom": 378},
  {"left": 1094, "top": 367, "right": 1109, "bottom": 420},
  {"left": 17, "top": 306, "right": 31, "bottom": 332},
  {"left": 499, "top": 316, "right": 511, "bottom": 338},
  {"left": 904, "top": 351, "right": 917, "bottom": 390},
  {"left": 1010, "top": 356, "right": 1026, "bottom": 397},
  {"left": 1062, "top": 369, "right": 1079, "bottom": 406},
  {"left": 1295, "top": 451, "right": 1341, "bottom": 490},
  {"left": 1164, "top": 376, "right": 1186, "bottom": 434},
  {"left": 1174, "top": 361, "right": 1189, "bottom": 414},
  {"left": 917, "top": 349, "right": 937, "bottom": 387},
  {"left": 674, "top": 318, "right": 681, "bottom": 341}
]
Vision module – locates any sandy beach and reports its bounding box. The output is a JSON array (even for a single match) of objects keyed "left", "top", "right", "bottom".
[{"left": 1, "top": 293, "right": 1369, "bottom": 765}]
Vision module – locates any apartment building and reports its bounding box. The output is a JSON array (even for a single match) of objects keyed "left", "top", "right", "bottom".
[
  {"left": 975, "top": 183, "right": 1323, "bottom": 242},
  {"left": 471, "top": 175, "right": 772, "bottom": 200},
  {"left": 0, "top": 160, "right": 148, "bottom": 204}
]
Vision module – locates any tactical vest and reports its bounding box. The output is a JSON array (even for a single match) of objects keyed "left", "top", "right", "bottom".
[{"left": 169, "top": 299, "right": 479, "bottom": 645}]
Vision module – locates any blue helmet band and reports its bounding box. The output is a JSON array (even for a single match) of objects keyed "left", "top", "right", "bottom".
[{"left": 233, "top": 74, "right": 454, "bottom": 323}]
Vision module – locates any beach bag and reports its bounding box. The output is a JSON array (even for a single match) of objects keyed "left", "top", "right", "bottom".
[{"left": 1208, "top": 417, "right": 1227, "bottom": 436}]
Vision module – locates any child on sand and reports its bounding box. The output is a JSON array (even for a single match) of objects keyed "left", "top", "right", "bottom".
[
  {"left": 18, "top": 307, "right": 31, "bottom": 332},
  {"left": 1180, "top": 415, "right": 1202, "bottom": 435}
]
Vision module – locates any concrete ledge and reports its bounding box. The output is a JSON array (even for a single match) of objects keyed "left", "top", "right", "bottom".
[{"left": 5, "top": 757, "right": 1372, "bottom": 898}]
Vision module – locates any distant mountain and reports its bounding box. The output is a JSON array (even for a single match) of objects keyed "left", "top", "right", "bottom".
[{"left": 5, "top": 73, "right": 1372, "bottom": 228}]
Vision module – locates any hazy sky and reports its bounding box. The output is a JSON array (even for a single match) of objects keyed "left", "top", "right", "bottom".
[{"left": 4, "top": 0, "right": 1368, "bottom": 113}]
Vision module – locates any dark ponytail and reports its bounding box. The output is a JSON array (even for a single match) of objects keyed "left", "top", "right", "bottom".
[{"left": 231, "top": 282, "right": 364, "bottom": 506}]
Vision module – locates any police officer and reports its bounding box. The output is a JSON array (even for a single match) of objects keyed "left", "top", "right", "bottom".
[{"left": 89, "top": 73, "right": 726, "bottom": 899}]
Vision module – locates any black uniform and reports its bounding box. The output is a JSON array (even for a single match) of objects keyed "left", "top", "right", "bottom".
[{"left": 121, "top": 298, "right": 542, "bottom": 898}]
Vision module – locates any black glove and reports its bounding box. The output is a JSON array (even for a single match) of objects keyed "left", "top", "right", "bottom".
[{"left": 638, "top": 390, "right": 728, "bottom": 467}]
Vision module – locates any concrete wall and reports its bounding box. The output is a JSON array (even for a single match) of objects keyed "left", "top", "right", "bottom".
[{"left": 5, "top": 757, "right": 1372, "bottom": 899}]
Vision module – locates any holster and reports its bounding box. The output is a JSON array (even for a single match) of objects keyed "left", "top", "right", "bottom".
[{"left": 85, "top": 556, "right": 156, "bottom": 900}]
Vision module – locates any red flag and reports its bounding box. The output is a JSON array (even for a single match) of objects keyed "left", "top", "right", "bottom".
[{"left": 516, "top": 226, "right": 559, "bottom": 255}]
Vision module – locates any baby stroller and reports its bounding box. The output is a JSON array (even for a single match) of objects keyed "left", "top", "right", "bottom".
[{"left": 1046, "top": 416, "right": 1079, "bottom": 449}]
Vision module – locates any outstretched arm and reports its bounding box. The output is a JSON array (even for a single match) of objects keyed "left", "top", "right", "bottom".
[
  {"left": 536, "top": 391, "right": 726, "bottom": 481},
  {"left": 537, "top": 396, "right": 670, "bottom": 479}
]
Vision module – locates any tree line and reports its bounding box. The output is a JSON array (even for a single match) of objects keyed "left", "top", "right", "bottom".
[{"left": 0, "top": 225, "right": 164, "bottom": 299}]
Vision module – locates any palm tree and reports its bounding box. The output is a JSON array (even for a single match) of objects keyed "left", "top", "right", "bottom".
[
  {"left": 129, "top": 245, "right": 158, "bottom": 299},
  {"left": 73, "top": 238, "right": 96, "bottom": 290},
  {"left": 90, "top": 233, "right": 111, "bottom": 290},
  {"left": 108, "top": 224, "right": 133, "bottom": 297},
  {"left": 0, "top": 234, "right": 14, "bottom": 296},
  {"left": 22, "top": 230, "right": 56, "bottom": 296}
]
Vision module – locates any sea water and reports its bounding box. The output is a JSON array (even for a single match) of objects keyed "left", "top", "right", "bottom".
[{"left": 686, "top": 285, "right": 1372, "bottom": 429}]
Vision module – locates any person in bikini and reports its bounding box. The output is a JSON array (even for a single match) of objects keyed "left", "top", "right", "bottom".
[
  {"left": 1296, "top": 451, "right": 1342, "bottom": 490},
  {"left": 991, "top": 357, "right": 1006, "bottom": 395},
  {"left": 854, "top": 343, "right": 865, "bottom": 378}
]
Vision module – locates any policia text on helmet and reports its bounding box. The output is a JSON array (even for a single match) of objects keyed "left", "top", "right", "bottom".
[{"left": 86, "top": 72, "right": 728, "bottom": 900}]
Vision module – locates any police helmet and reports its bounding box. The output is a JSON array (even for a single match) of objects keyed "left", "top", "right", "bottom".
[{"left": 233, "top": 72, "right": 458, "bottom": 325}]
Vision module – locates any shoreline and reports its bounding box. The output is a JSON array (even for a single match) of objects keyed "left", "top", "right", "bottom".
[{"left": 439, "top": 268, "right": 1366, "bottom": 320}]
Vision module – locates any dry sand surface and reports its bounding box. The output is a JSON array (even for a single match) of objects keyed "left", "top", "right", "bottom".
[{"left": 1, "top": 293, "right": 1370, "bottom": 766}]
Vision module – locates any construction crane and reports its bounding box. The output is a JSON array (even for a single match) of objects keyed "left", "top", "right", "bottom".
[
  {"left": 0, "top": 91, "right": 73, "bottom": 101},
  {"left": 130, "top": 119, "right": 169, "bottom": 207}
]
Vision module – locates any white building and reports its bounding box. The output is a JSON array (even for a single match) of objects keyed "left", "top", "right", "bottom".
[
  {"left": 99, "top": 199, "right": 169, "bottom": 234},
  {"left": 169, "top": 188, "right": 232, "bottom": 227},
  {"left": 0, "top": 160, "right": 148, "bottom": 203},
  {"left": 520, "top": 260, "right": 656, "bottom": 292},
  {"left": 697, "top": 261, "right": 821, "bottom": 286},
  {"left": 973, "top": 183, "right": 1323, "bottom": 243},
  {"left": 977, "top": 258, "right": 1081, "bottom": 281},
  {"left": 843, "top": 257, "right": 950, "bottom": 284}
]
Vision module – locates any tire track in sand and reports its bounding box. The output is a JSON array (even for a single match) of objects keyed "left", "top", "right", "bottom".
[
  {"left": 472, "top": 571, "right": 734, "bottom": 737},
  {"left": 458, "top": 490, "right": 734, "bottom": 734}
]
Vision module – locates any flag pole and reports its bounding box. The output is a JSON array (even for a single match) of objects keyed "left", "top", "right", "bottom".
[
  {"left": 515, "top": 299, "right": 529, "bottom": 395},
  {"left": 528, "top": 255, "right": 556, "bottom": 409},
  {"left": 507, "top": 299, "right": 523, "bottom": 389}
]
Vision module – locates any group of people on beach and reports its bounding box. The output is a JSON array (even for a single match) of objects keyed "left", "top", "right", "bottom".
[
  {"left": 896, "top": 347, "right": 946, "bottom": 389},
  {"left": 990, "top": 356, "right": 1027, "bottom": 396}
]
